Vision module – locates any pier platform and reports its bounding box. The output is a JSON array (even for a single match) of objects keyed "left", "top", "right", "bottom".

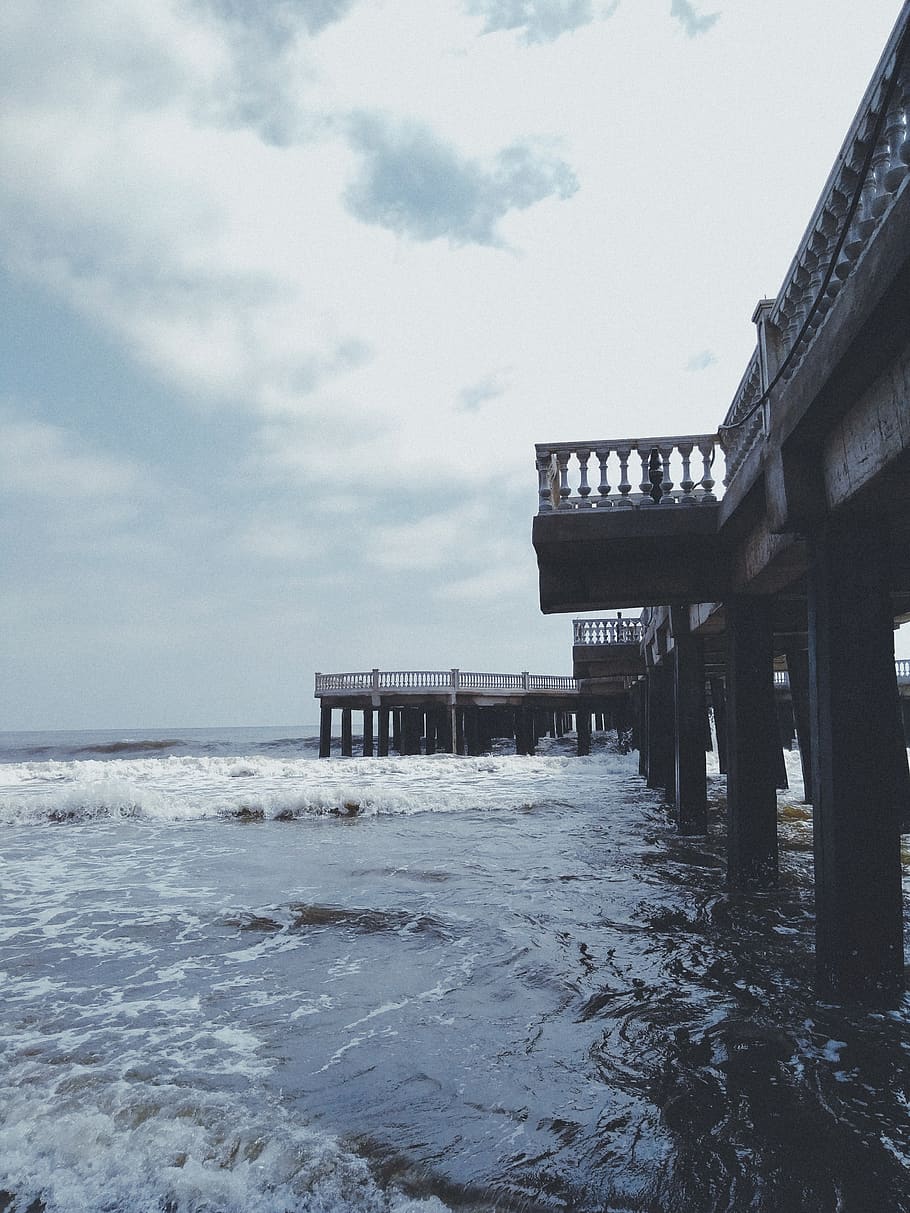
[{"left": 314, "top": 668, "right": 631, "bottom": 757}]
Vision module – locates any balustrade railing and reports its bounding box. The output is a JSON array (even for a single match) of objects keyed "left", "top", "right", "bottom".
[
  {"left": 535, "top": 435, "right": 723, "bottom": 513},
  {"left": 573, "top": 618, "right": 644, "bottom": 646},
  {"left": 315, "top": 670, "right": 579, "bottom": 695},
  {"left": 721, "top": 17, "right": 910, "bottom": 481},
  {"left": 896, "top": 659, "right": 910, "bottom": 679}
]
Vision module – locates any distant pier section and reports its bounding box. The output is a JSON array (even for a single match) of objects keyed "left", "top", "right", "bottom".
[{"left": 314, "top": 663, "right": 631, "bottom": 758}]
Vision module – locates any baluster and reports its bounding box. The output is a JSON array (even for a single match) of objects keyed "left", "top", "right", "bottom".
[
  {"left": 884, "top": 74, "right": 910, "bottom": 192},
  {"left": 556, "top": 450, "right": 571, "bottom": 509},
  {"left": 677, "top": 441, "right": 695, "bottom": 503},
  {"left": 844, "top": 159, "right": 880, "bottom": 260},
  {"left": 615, "top": 445, "right": 633, "bottom": 507},
  {"left": 576, "top": 448, "right": 592, "bottom": 508},
  {"left": 698, "top": 440, "right": 717, "bottom": 502},
  {"left": 595, "top": 446, "right": 611, "bottom": 508},
  {"left": 804, "top": 228, "right": 830, "bottom": 326},
  {"left": 537, "top": 450, "right": 553, "bottom": 512},
  {"left": 871, "top": 123, "right": 893, "bottom": 219},
  {"left": 638, "top": 447, "right": 655, "bottom": 507},
  {"left": 658, "top": 443, "right": 675, "bottom": 505}
]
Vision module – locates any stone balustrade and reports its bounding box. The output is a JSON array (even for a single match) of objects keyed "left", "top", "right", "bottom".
[
  {"left": 535, "top": 435, "right": 723, "bottom": 513},
  {"left": 315, "top": 670, "right": 579, "bottom": 695},
  {"left": 573, "top": 617, "right": 644, "bottom": 646},
  {"left": 721, "top": 26, "right": 910, "bottom": 481}
]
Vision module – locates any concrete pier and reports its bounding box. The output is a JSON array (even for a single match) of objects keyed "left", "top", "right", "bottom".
[
  {"left": 530, "top": 6, "right": 910, "bottom": 1001},
  {"left": 314, "top": 667, "right": 630, "bottom": 758}
]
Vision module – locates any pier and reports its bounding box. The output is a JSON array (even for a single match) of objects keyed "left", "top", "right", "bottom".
[
  {"left": 314, "top": 666, "right": 631, "bottom": 758},
  {"left": 532, "top": 3, "right": 910, "bottom": 1002}
]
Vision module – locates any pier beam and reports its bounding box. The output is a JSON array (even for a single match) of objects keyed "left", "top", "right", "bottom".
[
  {"left": 725, "top": 597, "right": 779, "bottom": 889},
  {"left": 672, "top": 609, "right": 707, "bottom": 834},
  {"left": 808, "top": 516, "right": 905, "bottom": 1001},
  {"left": 319, "top": 706, "right": 332, "bottom": 759},
  {"left": 341, "top": 709, "right": 353, "bottom": 758}
]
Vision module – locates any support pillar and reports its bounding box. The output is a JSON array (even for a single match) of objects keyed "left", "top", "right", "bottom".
[
  {"left": 576, "top": 710, "right": 591, "bottom": 757},
  {"left": 784, "top": 645, "right": 813, "bottom": 803},
  {"left": 808, "top": 516, "right": 905, "bottom": 1001},
  {"left": 378, "top": 706, "right": 390, "bottom": 757},
  {"left": 709, "top": 676, "right": 727, "bottom": 775},
  {"left": 392, "top": 710, "right": 402, "bottom": 754},
  {"left": 725, "top": 597, "right": 778, "bottom": 889},
  {"left": 638, "top": 679, "right": 649, "bottom": 776},
  {"left": 646, "top": 664, "right": 674, "bottom": 797},
  {"left": 341, "top": 708, "right": 353, "bottom": 758},
  {"left": 319, "top": 706, "right": 332, "bottom": 759},
  {"left": 672, "top": 611, "right": 707, "bottom": 834},
  {"left": 362, "top": 708, "right": 374, "bottom": 758}
]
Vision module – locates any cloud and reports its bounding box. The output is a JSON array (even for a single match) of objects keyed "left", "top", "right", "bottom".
[
  {"left": 686, "top": 349, "right": 717, "bottom": 371},
  {"left": 191, "top": 0, "right": 356, "bottom": 144},
  {"left": 468, "top": 0, "right": 595, "bottom": 43},
  {"left": 345, "top": 116, "right": 578, "bottom": 245},
  {"left": 201, "top": 0, "right": 359, "bottom": 41},
  {"left": 0, "top": 409, "right": 142, "bottom": 501},
  {"left": 670, "top": 0, "right": 720, "bottom": 37},
  {"left": 457, "top": 371, "right": 510, "bottom": 412}
]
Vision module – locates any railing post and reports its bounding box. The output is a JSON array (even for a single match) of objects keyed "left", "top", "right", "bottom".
[
  {"left": 522, "top": 671, "right": 530, "bottom": 690},
  {"left": 371, "top": 667, "right": 380, "bottom": 690},
  {"left": 451, "top": 668, "right": 460, "bottom": 691},
  {"left": 576, "top": 448, "right": 592, "bottom": 507},
  {"left": 616, "top": 445, "right": 633, "bottom": 507}
]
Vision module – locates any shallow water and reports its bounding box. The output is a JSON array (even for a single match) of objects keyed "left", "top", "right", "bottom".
[{"left": 0, "top": 733, "right": 908, "bottom": 1212}]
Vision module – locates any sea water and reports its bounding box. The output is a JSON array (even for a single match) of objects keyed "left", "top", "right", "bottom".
[{"left": 1, "top": 728, "right": 908, "bottom": 1213}]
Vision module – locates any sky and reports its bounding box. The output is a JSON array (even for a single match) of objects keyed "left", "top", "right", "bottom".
[{"left": 1, "top": 0, "right": 907, "bottom": 729}]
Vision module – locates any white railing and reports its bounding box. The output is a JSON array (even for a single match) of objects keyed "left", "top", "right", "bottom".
[
  {"left": 897, "top": 659, "right": 910, "bottom": 679},
  {"left": 573, "top": 618, "right": 644, "bottom": 646},
  {"left": 535, "top": 435, "right": 723, "bottom": 513},
  {"left": 721, "top": 12, "right": 910, "bottom": 481},
  {"left": 315, "top": 670, "right": 579, "bottom": 695}
]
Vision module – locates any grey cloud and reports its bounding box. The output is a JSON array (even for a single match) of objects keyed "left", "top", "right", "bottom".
[
  {"left": 686, "top": 349, "right": 717, "bottom": 372},
  {"left": 345, "top": 116, "right": 578, "bottom": 246},
  {"left": 670, "top": 0, "right": 720, "bottom": 37},
  {"left": 201, "top": 0, "right": 359, "bottom": 43},
  {"left": 458, "top": 373, "right": 509, "bottom": 411},
  {"left": 468, "top": 0, "right": 595, "bottom": 43},
  {"left": 191, "top": 1, "right": 361, "bottom": 144}
]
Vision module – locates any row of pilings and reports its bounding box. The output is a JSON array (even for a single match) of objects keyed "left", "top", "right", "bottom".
[
  {"left": 318, "top": 700, "right": 630, "bottom": 758},
  {"left": 632, "top": 575, "right": 910, "bottom": 1004}
]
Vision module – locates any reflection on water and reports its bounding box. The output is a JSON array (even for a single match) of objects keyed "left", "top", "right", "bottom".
[{"left": 0, "top": 739, "right": 907, "bottom": 1212}]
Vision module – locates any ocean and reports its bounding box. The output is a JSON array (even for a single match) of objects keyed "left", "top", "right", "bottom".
[{"left": 1, "top": 726, "right": 908, "bottom": 1213}]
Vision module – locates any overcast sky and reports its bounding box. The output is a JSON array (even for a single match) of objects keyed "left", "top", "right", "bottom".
[{"left": 2, "top": 0, "right": 906, "bottom": 729}]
